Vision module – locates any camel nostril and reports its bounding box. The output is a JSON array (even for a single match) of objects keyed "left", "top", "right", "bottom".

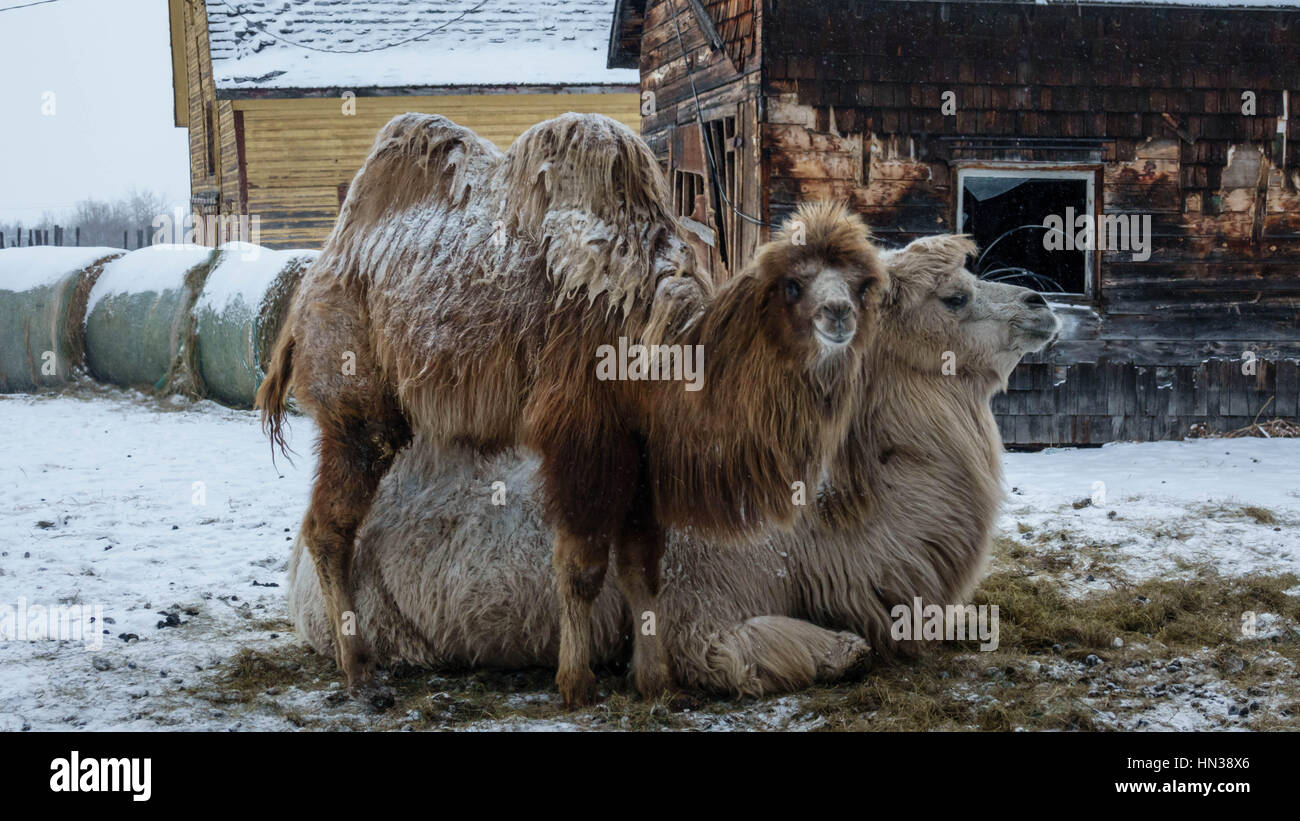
[
  {"left": 821, "top": 301, "right": 853, "bottom": 324},
  {"left": 1023, "top": 291, "right": 1048, "bottom": 309},
  {"left": 816, "top": 301, "right": 856, "bottom": 343}
]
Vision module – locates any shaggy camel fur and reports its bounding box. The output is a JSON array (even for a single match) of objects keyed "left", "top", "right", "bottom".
[
  {"left": 286, "top": 234, "right": 1060, "bottom": 696},
  {"left": 257, "top": 111, "right": 885, "bottom": 704}
]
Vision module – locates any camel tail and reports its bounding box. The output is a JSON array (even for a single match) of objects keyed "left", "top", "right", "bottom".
[{"left": 256, "top": 323, "right": 296, "bottom": 458}]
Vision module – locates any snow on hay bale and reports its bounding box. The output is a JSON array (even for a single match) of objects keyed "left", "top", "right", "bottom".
[
  {"left": 84, "top": 244, "right": 220, "bottom": 395},
  {"left": 0, "top": 246, "right": 124, "bottom": 391},
  {"left": 195, "top": 243, "right": 317, "bottom": 407}
]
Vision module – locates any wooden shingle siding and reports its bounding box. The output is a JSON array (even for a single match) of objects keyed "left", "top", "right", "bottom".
[
  {"left": 742, "top": 1, "right": 1300, "bottom": 443},
  {"left": 184, "top": 0, "right": 218, "bottom": 207},
  {"left": 995, "top": 358, "right": 1300, "bottom": 446}
]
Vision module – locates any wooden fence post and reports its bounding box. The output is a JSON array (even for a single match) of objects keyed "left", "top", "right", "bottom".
[{"left": 75, "top": 227, "right": 80, "bottom": 246}]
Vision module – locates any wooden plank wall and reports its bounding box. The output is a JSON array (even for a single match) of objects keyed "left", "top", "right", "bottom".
[
  {"left": 181, "top": 1, "right": 641, "bottom": 248},
  {"left": 232, "top": 94, "right": 640, "bottom": 249},
  {"left": 183, "top": 0, "right": 219, "bottom": 210},
  {"left": 638, "top": 0, "right": 765, "bottom": 266}
]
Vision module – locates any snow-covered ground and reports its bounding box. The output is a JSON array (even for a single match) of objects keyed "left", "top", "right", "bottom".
[
  {"left": 1, "top": 389, "right": 1297, "bottom": 731},
  {"left": 1000, "top": 439, "right": 1300, "bottom": 585}
]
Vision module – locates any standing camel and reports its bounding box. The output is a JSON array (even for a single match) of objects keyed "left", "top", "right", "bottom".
[
  {"left": 286, "top": 234, "right": 1061, "bottom": 695},
  {"left": 257, "top": 112, "right": 886, "bottom": 705}
]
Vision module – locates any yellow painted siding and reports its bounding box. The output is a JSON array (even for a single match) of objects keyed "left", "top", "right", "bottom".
[
  {"left": 184, "top": 0, "right": 222, "bottom": 211},
  {"left": 217, "top": 100, "right": 240, "bottom": 212},
  {"left": 236, "top": 94, "right": 642, "bottom": 248}
]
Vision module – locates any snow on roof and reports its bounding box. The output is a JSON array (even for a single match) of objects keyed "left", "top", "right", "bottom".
[{"left": 207, "top": 0, "right": 639, "bottom": 92}]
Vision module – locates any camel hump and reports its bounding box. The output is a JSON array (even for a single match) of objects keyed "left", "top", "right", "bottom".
[
  {"left": 501, "top": 113, "right": 689, "bottom": 317},
  {"left": 333, "top": 113, "right": 505, "bottom": 239},
  {"left": 370, "top": 112, "right": 503, "bottom": 179}
]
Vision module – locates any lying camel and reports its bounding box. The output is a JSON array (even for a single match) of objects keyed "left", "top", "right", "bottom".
[
  {"left": 257, "top": 113, "right": 884, "bottom": 704},
  {"left": 286, "top": 233, "right": 1058, "bottom": 696}
]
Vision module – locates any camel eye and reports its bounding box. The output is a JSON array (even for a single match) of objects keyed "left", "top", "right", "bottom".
[
  {"left": 858, "top": 278, "right": 876, "bottom": 302},
  {"left": 784, "top": 278, "right": 802, "bottom": 303},
  {"left": 941, "top": 293, "right": 969, "bottom": 310}
]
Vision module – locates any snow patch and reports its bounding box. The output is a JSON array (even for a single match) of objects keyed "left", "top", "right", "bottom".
[
  {"left": 199, "top": 245, "right": 317, "bottom": 314},
  {"left": 87, "top": 245, "right": 215, "bottom": 312},
  {"left": 0, "top": 247, "right": 123, "bottom": 292}
]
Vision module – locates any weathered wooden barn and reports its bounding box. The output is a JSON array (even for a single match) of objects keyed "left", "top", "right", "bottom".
[
  {"left": 609, "top": 0, "right": 1300, "bottom": 444},
  {"left": 168, "top": 0, "right": 640, "bottom": 248}
]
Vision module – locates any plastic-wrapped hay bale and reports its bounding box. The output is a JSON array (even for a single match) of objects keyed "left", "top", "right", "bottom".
[
  {"left": 195, "top": 243, "right": 317, "bottom": 408},
  {"left": 0, "top": 246, "right": 124, "bottom": 391},
  {"left": 84, "top": 245, "right": 219, "bottom": 394}
]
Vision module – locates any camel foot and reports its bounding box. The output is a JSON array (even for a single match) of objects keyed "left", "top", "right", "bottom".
[
  {"left": 825, "top": 632, "right": 874, "bottom": 681},
  {"left": 665, "top": 690, "right": 701, "bottom": 712},
  {"left": 632, "top": 664, "right": 675, "bottom": 702},
  {"left": 344, "top": 663, "right": 393, "bottom": 710},
  {"left": 349, "top": 679, "right": 395, "bottom": 711},
  {"left": 557, "top": 668, "right": 598, "bottom": 708}
]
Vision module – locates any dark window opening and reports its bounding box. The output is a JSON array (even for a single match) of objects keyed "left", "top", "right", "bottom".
[
  {"left": 674, "top": 169, "right": 707, "bottom": 224},
  {"left": 205, "top": 102, "right": 216, "bottom": 177},
  {"left": 704, "top": 116, "right": 738, "bottom": 272},
  {"left": 960, "top": 174, "right": 1089, "bottom": 295}
]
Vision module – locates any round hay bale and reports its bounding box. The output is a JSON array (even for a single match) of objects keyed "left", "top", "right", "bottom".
[
  {"left": 83, "top": 245, "right": 219, "bottom": 394},
  {"left": 195, "top": 243, "right": 317, "bottom": 408},
  {"left": 0, "top": 247, "right": 124, "bottom": 392}
]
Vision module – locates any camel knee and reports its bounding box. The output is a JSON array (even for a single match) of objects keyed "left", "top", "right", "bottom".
[
  {"left": 553, "top": 529, "right": 610, "bottom": 600},
  {"left": 613, "top": 520, "right": 663, "bottom": 590}
]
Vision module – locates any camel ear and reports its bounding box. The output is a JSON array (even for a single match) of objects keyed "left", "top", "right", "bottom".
[
  {"left": 880, "top": 234, "right": 978, "bottom": 306},
  {"left": 885, "top": 234, "right": 978, "bottom": 277}
]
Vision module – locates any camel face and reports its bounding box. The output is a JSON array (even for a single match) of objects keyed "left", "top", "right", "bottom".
[
  {"left": 925, "top": 269, "right": 1060, "bottom": 383},
  {"left": 966, "top": 275, "right": 1060, "bottom": 373},
  {"left": 881, "top": 234, "right": 1059, "bottom": 385},
  {"left": 755, "top": 203, "right": 887, "bottom": 367},
  {"left": 782, "top": 262, "right": 876, "bottom": 357}
]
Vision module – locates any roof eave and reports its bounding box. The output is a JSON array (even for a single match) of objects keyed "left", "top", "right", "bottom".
[
  {"left": 167, "top": 0, "right": 188, "bottom": 127},
  {"left": 607, "top": 0, "right": 645, "bottom": 70},
  {"left": 215, "top": 82, "right": 642, "bottom": 101}
]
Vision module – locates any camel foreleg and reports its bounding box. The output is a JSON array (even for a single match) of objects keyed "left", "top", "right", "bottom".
[
  {"left": 552, "top": 527, "right": 609, "bottom": 707},
  {"left": 700, "top": 616, "right": 873, "bottom": 698},
  {"left": 612, "top": 521, "right": 674, "bottom": 700}
]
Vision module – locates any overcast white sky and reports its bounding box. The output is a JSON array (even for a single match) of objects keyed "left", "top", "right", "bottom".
[{"left": 0, "top": 0, "right": 189, "bottom": 223}]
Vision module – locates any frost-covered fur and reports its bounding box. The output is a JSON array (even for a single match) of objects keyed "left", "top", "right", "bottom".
[
  {"left": 258, "top": 112, "right": 885, "bottom": 703},
  {"left": 287, "top": 234, "right": 1060, "bottom": 696}
]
